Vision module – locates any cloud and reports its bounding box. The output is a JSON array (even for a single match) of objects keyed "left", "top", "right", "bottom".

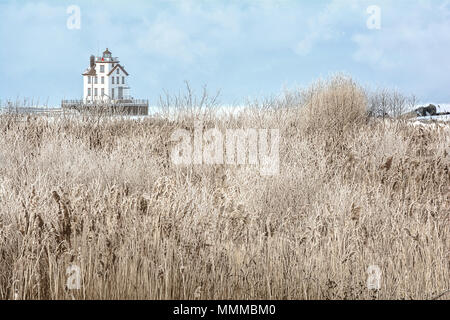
[
  {"left": 351, "top": 34, "right": 398, "bottom": 70},
  {"left": 288, "top": 0, "right": 450, "bottom": 100},
  {"left": 137, "top": 19, "right": 207, "bottom": 63},
  {"left": 293, "top": 0, "right": 363, "bottom": 56},
  {"left": 352, "top": 1, "right": 450, "bottom": 68},
  {"left": 350, "top": 0, "right": 450, "bottom": 97},
  {"left": 134, "top": 1, "right": 307, "bottom": 62},
  {"left": 134, "top": 3, "right": 241, "bottom": 63}
]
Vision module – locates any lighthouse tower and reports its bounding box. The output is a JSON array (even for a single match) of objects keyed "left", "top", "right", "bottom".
[{"left": 82, "top": 48, "right": 130, "bottom": 103}]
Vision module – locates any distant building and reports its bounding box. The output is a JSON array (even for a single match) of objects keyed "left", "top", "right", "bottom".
[
  {"left": 62, "top": 48, "right": 148, "bottom": 115},
  {"left": 82, "top": 48, "right": 130, "bottom": 103}
]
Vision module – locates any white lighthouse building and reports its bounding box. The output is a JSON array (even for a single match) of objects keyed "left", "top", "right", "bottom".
[
  {"left": 82, "top": 48, "right": 130, "bottom": 103},
  {"left": 62, "top": 48, "right": 148, "bottom": 115}
]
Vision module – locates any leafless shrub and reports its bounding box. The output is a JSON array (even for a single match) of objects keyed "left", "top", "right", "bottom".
[
  {"left": 368, "top": 88, "right": 417, "bottom": 118},
  {"left": 158, "top": 81, "right": 221, "bottom": 123},
  {"left": 302, "top": 74, "right": 367, "bottom": 135}
]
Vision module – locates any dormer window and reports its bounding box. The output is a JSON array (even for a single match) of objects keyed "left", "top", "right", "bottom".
[
  {"left": 112, "top": 77, "right": 115, "bottom": 84},
  {"left": 117, "top": 69, "right": 120, "bottom": 74},
  {"left": 100, "top": 65, "right": 105, "bottom": 73}
]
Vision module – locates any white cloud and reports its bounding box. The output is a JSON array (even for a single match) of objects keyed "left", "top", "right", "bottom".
[
  {"left": 137, "top": 19, "right": 209, "bottom": 63},
  {"left": 134, "top": 1, "right": 306, "bottom": 62},
  {"left": 352, "top": 1, "right": 450, "bottom": 73},
  {"left": 292, "top": 0, "right": 362, "bottom": 56},
  {"left": 349, "top": 0, "right": 450, "bottom": 99},
  {"left": 351, "top": 34, "right": 398, "bottom": 70}
]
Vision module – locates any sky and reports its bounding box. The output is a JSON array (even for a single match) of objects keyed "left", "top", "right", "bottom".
[{"left": 1, "top": 0, "right": 450, "bottom": 106}]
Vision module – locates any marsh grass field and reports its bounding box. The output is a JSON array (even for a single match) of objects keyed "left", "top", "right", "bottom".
[{"left": 0, "top": 76, "right": 448, "bottom": 300}]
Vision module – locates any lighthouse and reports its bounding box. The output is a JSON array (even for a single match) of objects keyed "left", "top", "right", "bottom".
[
  {"left": 82, "top": 48, "right": 130, "bottom": 103},
  {"left": 62, "top": 48, "right": 148, "bottom": 115}
]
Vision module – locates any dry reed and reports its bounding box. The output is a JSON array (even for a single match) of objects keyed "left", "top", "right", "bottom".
[{"left": 0, "top": 75, "right": 448, "bottom": 300}]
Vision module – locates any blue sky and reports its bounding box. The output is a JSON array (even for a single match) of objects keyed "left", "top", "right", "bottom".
[{"left": 1, "top": 0, "right": 450, "bottom": 106}]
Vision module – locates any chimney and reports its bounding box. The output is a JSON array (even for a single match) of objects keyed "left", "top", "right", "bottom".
[{"left": 90, "top": 55, "right": 95, "bottom": 68}]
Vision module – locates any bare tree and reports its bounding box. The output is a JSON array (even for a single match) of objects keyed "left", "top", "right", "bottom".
[
  {"left": 368, "top": 88, "right": 415, "bottom": 118},
  {"left": 368, "top": 88, "right": 390, "bottom": 119},
  {"left": 388, "top": 90, "right": 407, "bottom": 118},
  {"left": 407, "top": 94, "right": 418, "bottom": 112}
]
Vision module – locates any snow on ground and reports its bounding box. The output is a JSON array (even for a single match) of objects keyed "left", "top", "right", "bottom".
[{"left": 415, "top": 114, "right": 450, "bottom": 122}]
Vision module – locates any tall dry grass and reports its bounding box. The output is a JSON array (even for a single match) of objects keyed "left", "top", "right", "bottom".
[{"left": 0, "top": 75, "right": 448, "bottom": 300}]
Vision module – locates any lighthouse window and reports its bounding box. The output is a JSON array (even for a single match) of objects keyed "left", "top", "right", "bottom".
[
  {"left": 117, "top": 77, "right": 119, "bottom": 84},
  {"left": 112, "top": 77, "right": 115, "bottom": 84},
  {"left": 100, "top": 65, "right": 105, "bottom": 73},
  {"left": 101, "top": 76, "right": 104, "bottom": 84},
  {"left": 88, "top": 76, "right": 91, "bottom": 84}
]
